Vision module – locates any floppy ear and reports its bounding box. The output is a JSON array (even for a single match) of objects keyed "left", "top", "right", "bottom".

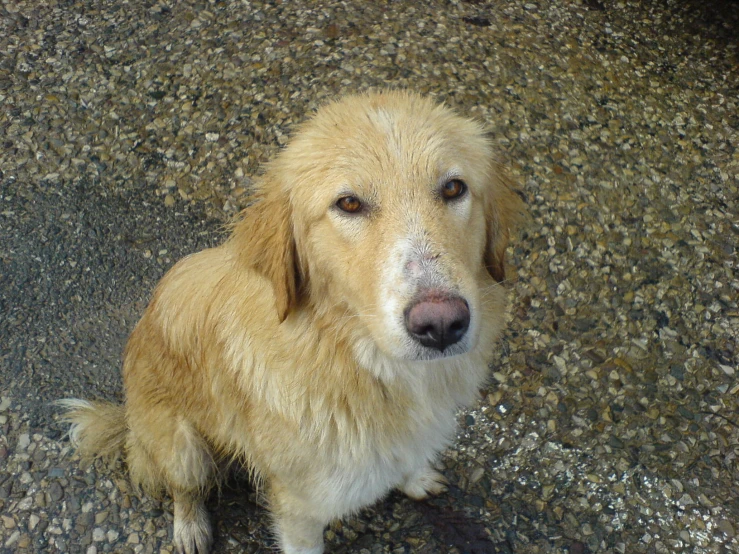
[
  {"left": 229, "top": 185, "right": 300, "bottom": 322},
  {"left": 485, "top": 163, "right": 525, "bottom": 283}
]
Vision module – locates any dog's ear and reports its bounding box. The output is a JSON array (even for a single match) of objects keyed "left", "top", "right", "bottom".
[
  {"left": 230, "top": 186, "right": 300, "bottom": 322},
  {"left": 485, "top": 164, "right": 525, "bottom": 283}
]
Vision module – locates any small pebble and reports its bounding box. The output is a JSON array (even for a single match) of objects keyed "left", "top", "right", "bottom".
[{"left": 48, "top": 481, "right": 64, "bottom": 502}]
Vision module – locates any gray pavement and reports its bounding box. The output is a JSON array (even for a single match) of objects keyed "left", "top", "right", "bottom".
[{"left": 2, "top": 176, "right": 219, "bottom": 423}]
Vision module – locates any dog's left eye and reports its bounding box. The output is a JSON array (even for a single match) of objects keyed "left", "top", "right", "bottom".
[
  {"left": 441, "top": 179, "right": 467, "bottom": 200},
  {"left": 336, "top": 196, "right": 363, "bottom": 214}
]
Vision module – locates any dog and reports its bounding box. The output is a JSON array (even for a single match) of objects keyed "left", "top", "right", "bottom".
[{"left": 60, "top": 90, "right": 523, "bottom": 554}]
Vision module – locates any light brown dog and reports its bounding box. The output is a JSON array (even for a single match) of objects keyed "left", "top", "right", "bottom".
[{"left": 61, "top": 90, "right": 523, "bottom": 554}]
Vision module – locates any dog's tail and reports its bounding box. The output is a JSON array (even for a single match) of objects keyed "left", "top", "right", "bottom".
[{"left": 57, "top": 399, "right": 127, "bottom": 461}]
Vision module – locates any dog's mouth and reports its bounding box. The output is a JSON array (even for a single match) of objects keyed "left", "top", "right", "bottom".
[{"left": 409, "top": 340, "right": 472, "bottom": 361}]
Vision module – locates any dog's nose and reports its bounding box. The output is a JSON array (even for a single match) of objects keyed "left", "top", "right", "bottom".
[{"left": 404, "top": 294, "right": 470, "bottom": 351}]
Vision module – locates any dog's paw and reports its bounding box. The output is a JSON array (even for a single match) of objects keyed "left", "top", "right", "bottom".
[
  {"left": 277, "top": 521, "right": 325, "bottom": 554},
  {"left": 400, "top": 466, "right": 449, "bottom": 500},
  {"left": 282, "top": 543, "right": 325, "bottom": 554},
  {"left": 173, "top": 502, "right": 212, "bottom": 554}
]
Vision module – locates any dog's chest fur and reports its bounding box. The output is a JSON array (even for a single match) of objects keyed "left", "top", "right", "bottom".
[
  {"left": 150, "top": 250, "right": 495, "bottom": 521},
  {"left": 211, "top": 306, "right": 488, "bottom": 519}
]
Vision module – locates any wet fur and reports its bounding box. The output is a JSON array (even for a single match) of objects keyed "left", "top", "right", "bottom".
[{"left": 60, "top": 90, "right": 523, "bottom": 554}]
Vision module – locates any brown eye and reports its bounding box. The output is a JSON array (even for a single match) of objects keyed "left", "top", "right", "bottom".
[
  {"left": 441, "top": 179, "right": 467, "bottom": 200},
  {"left": 336, "top": 196, "right": 363, "bottom": 213}
]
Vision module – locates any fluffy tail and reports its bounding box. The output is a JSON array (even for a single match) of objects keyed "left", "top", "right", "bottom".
[{"left": 57, "top": 399, "right": 127, "bottom": 461}]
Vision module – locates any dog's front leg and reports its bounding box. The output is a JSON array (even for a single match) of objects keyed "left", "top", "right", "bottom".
[
  {"left": 173, "top": 489, "right": 212, "bottom": 554},
  {"left": 270, "top": 484, "right": 326, "bottom": 554}
]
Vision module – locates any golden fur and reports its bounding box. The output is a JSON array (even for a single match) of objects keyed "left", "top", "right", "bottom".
[{"left": 61, "top": 90, "right": 523, "bottom": 554}]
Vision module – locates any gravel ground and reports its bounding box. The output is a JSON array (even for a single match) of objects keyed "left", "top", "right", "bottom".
[{"left": 1, "top": 0, "right": 738, "bottom": 553}]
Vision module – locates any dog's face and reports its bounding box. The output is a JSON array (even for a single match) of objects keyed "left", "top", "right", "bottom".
[{"left": 234, "top": 92, "right": 521, "bottom": 363}]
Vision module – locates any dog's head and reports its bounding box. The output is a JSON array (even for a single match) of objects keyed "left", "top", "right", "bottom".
[{"left": 232, "top": 91, "right": 523, "bottom": 363}]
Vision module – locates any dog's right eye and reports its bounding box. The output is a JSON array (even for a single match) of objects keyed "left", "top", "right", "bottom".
[
  {"left": 336, "top": 196, "right": 363, "bottom": 214},
  {"left": 441, "top": 179, "right": 467, "bottom": 201}
]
